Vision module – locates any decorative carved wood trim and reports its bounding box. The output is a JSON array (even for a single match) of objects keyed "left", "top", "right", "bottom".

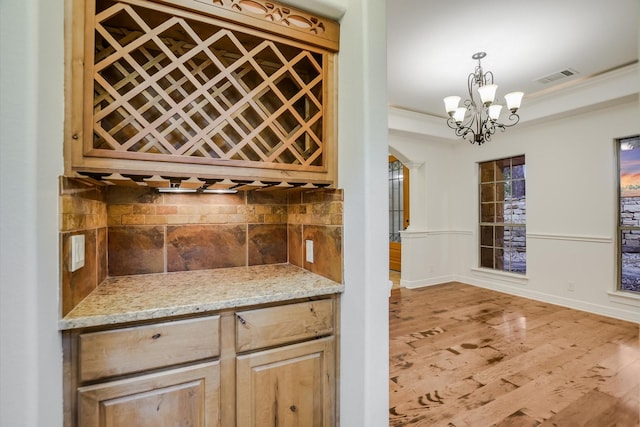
[
  {"left": 159, "top": 0, "right": 340, "bottom": 51},
  {"left": 225, "top": 0, "right": 329, "bottom": 36}
]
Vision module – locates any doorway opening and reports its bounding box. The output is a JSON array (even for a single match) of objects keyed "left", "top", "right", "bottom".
[{"left": 389, "top": 156, "right": 409, "bottom": 277}]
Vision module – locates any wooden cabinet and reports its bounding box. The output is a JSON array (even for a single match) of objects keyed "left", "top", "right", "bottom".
[
  {"left": 78, "top": 362, "right": 220, "bottom": 427},
  {"left": 235, "top": 299, "right": 336, "bottom": 426},
  {"left": 78, "top": 316, "right": 220, "bottom": 381},
  {"left": 64, "top": 315, "right": 222, "bottom": 427},
  {"left": 235, "top": 298, "right": 334, "bottom": 352},
  {"left": 237, "top": 337, "right": 335, "bottom": 427},
  {"left": 63, "top": 297, "right": 337, "bottom": 427},
  {"left": 65, "top": 0, "right": 339, "bottom": 188}
]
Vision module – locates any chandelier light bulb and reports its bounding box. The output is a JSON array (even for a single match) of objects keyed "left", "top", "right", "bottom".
[
  {"left": 443, "top": 96, "right": 461, "bottom": 115},
  {"left": 505, "top": 91, "right": 524, "bottom": 113},
  {"left": 453, "top": 107, "right": 467, "bottom": 124},
  {"left": 477, "top": 84, "right": 497, "bottom": 106},
  {"left": 488, "top": 104, "right": 503, "bottom": 121}
]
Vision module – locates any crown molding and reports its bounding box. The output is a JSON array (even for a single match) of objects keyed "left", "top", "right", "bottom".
[
  {"left": 388, "top": 107, "right": 455, "bottom": 141},
  {"left": 278, "top": 0, "right": 346, "bottom": 21},
  {"left": 389, "top": 62, "right": 639, "bottom": 140},
  {"left": 522, "top": 62, "right": 638, "bottom": 124}
]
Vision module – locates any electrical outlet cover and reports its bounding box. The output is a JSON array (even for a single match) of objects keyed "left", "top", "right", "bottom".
[
  {"left": 70, "top": 234, "right": 85, "bottom": 272},
  {"left": 305, "top": 240, "right": 314, "bottom": 263}
]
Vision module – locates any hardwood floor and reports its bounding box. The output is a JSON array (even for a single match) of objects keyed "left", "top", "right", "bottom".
[
  {"left": 390, "top": 270, "right": 401, "bottom": 290},
  {"left": 389, "top": 283, "right": 640, "bottom": 427}
]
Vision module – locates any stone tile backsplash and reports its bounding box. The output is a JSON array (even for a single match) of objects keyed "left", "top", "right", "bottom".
[
  {"left": 167, "top": 224, "right": 248, "bottom": 271},
  {"left": 108, "top": 225, "right": 165, "bottom": 276},
  {"left": 106, "top": 190, "right": 287, "bottom": 226},
  {"left": 302, "top": 225, "right": 343, "bottom": 283},
  {"left": 59, "top": 177, "right": 108, "bottom": 315},
  {"left": 248, "top": 224, "right": 288, "bottom": 266},
  {"left": 60, "top": 177, "right": 343, "bottom": 315}
]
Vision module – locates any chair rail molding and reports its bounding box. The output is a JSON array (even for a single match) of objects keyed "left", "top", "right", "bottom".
[
  {"left": 527, "top": 232, "right": 613, "bottom": 244},
  {"left": 400, "top": 229, "right": 473, "bottom": 238}
]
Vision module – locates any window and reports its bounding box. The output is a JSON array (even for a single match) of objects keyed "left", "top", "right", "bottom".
[
  {"left": 617, "top": 135, "right": 640, "bottom": 293},
  {"left": 479, "top": 156, "right": 526, "bottom": 273},
  {"left": 389, "top": 158, "right": 408, "bottom": 243}
]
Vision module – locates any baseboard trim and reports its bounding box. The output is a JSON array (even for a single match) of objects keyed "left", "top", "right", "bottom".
[
  {"left": 456, "top": 274, "right": 640, "bottom": 323},
  {"left": 400, "top": 274, "right": 640, "bottom": 323},
  {"left": 470, "top": 267, "right": 529, "bottom": 285},
  {"left": 401, "top": 275, "right": 457, "bottom": 289}
]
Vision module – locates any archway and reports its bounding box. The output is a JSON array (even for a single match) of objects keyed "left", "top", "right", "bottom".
[{"left": 388, "top": 144, "right": 418, "bottom": 289}]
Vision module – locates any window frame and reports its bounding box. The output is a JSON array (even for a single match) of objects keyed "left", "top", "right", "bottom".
[
  {"left": 388, "top": 156, "right": 409, "bottom": 243},
  {"left": 616, "top": 135, "right": 640, "bottom": 294},
  {"left": 478, "top": 155, "right": 526, "bottom": 274}
]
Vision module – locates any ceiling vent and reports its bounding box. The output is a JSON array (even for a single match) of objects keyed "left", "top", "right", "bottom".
[{"left": 536, "top": 68, "right": 579, "bottom": 84}]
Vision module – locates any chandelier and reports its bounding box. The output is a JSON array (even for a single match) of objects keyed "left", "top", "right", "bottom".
[{"left": 443, "top": 52, "right": 523, "bottom": 145}]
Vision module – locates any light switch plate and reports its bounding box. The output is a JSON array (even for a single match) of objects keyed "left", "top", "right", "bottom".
[
  {"left": 70, "top": 234, "right": 85, "bottom": 272},
  {"left": 305, "top": 240, "right": 314, "bottom": 263}
]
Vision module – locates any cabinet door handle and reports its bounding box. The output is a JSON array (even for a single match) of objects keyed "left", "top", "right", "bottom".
[
  {"left": 236, "top": 314, "right": 247, "bottom": 325},
  {"left": 151, "top": 333, "right": 162, "bottom": 340}
]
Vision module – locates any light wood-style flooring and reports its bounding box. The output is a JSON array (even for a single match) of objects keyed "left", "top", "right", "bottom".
[
  {"left": 389, "top": 282, "right": 640, "bottom": 426},
  {"left": 390, "top": 270, "right": 401, "bottom": 290}
]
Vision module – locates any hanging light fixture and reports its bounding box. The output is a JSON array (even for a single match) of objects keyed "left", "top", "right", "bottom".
[{"left": 444, "top": 52, "right": 523, "bottom": 145}]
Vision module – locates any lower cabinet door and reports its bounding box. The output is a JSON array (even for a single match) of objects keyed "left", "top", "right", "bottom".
[
  {"left": 236, "top": 337, "right": 335, "bottom": 427},
  {"left": 77, "top": 361, "right": 220, "bottom": 427}
]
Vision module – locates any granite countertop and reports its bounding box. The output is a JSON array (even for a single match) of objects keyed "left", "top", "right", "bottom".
[{"left": 60, "top": 264, "right": 344, "bottom": 330}]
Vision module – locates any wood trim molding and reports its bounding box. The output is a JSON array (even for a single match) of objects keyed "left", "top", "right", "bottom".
[
  {"left": 152, "top": 0, "right": 340, "bottom": 50},
  {"left": 527, "top": 232, "right": 613, "bottom": 244},
  {"left": 400, "top": 229, "right": 473, "bottom": 238}
]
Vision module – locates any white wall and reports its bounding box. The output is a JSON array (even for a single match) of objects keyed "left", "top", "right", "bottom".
[
  {"left": 0, "top": 0, "right": 64, "bottom": 425},
  {"left": 389, "top": 131, "right": 459, "bottom": 287},
  {"left": 451, "top": 98, "right": 640, "bottom": 322},
  {"left": 336, "top": 0, "right": 390, "bottom": 425},
  {"left": 390, "top": 95, "right": 640, "bottom": 323}
]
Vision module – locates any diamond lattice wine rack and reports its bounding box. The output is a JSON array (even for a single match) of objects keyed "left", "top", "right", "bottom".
[{"left": 66, "top": 0, "right": 339, "bottom": 188}]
